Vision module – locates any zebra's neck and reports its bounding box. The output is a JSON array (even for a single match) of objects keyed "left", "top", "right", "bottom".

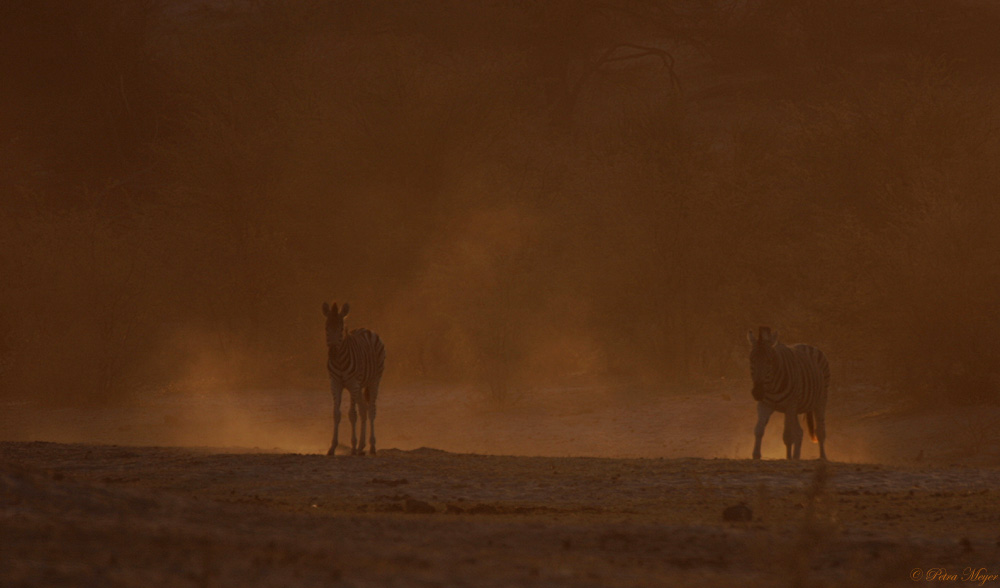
[
  {"left": 328, "top": 334, "right": 355, "bottom": 374},
  {"left": 328, "top": 341, "right": 346, "bottom": 362},
  {"left": 760, "top": 344, "right": 798, "bottom": 406}
]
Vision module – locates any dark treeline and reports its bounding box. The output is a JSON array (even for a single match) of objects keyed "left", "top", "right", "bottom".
[{"left": 2, "top": 0, "right": 1000, "bottom": 406}]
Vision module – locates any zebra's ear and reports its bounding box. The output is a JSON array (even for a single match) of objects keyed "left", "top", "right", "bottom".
[
  {"left": 322, "top": 302, "right": 331, "bottom": 317},
  {"left": 340, "top": 302, "right": 350, "bottom": 318},
  {"left": 747, "top": 329, "right": 755, "bottom": 346},
  {"left": 768, "top": 331, "right": 779, "bottom": 346}
]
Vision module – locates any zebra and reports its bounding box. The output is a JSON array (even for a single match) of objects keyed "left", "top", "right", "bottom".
[
  {"left": 323, "top": 301, "right": 386, "bottom": 456},
  {"left": 746, "top": 326, "right": 829, "bottom": 460}
]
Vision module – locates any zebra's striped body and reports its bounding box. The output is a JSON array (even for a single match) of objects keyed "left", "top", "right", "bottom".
[
  {"left": 747, "top": 326, "right": 829, "bottom": 460},
  {"left": 323, "top": 302, "right": 386, "bottom": 456}
]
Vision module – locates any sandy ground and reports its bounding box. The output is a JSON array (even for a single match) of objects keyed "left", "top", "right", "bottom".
[
  {"left": 3, "top": 443, "right": 1000, "bottom": 587},
  {"left": 1, "top": 382, "right": 997, "bottom": 463},
  {"left": 3, "top": 385, "right": 1000, "bottom": 587}
]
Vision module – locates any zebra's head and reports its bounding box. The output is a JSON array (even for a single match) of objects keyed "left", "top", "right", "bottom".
[
  {"left": 747, "top": 326, "right": 779, "bottom": 401},
  {"left": 322, "top": 301, "right": 351, "bottom": 349}
]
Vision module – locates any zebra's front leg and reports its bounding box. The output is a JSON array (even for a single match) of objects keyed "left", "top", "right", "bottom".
[
  {"left": 753, "top": 403, "right": 773, "bottom": 460},
  {"left": 347, "top": 393, "right": 359, "bottom": 455},
  {"left": 357, "top": 395, "right": 369, "bottom": 456},
  {"left": 783, "top": 411, "right": 804, "bottom": 459},
  {"left": 328, "top": 385, "right": 343, "bottom": 456}
]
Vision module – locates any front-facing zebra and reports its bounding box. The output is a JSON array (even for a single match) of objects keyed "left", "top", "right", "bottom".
[
  {"left": 747, "top": 326, "right": 829, "bottom": 460},
  {"left": 323, "top": 301, "right": 386, "bottom": 456}
]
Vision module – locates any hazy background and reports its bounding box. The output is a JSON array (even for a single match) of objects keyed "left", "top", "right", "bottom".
[{"left": 3, "top": 0, "right": 1000, "bottom": 432}]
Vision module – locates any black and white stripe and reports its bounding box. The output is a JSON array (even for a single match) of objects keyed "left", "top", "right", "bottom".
[
  {"left": 323, "top": 301, "right": 386, "bottom": 456},
  {"left": 747, "top": 326, "right": 829, "bottom": 460}
]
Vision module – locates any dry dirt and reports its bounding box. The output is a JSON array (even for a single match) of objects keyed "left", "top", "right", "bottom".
[{"left": 3, "top": 386, "right": 1000, "bottom": 587}]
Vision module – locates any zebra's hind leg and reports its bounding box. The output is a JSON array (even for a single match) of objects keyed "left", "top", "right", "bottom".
[
  {"left": 367, "top": 380, "right": 380, "bottom": 456},
  {"left": 783, "top": 411, "right": 804, "bottom": 459},
  {"left": 815, "top": 407, "right": 827, "bottom": 460},
  {"left": 753, "top": 403, "right": 773, "bottom": 459}
]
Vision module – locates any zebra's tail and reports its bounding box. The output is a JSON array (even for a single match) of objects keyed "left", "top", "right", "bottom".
[{"left": 806, "top": 412, "right": 818, "bottom": 443}]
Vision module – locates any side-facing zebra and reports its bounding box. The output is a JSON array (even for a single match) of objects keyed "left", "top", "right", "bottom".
[
  {"left": 323, "top": 301, "right": 386, "bottom": 456},
  {"left": 747, "top": 326, "right": 829, "bottom": 460}
]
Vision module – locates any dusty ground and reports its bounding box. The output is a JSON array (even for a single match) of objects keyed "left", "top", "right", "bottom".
[
  {"left": 3, "top": 442, "right": 1000, "bottom": 588},
  {"left": 3, "top": 386, "right": 1000, "bottom": 587},
  {"left": 1, "top": 382, "right": 997, "bottom": 463}
]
